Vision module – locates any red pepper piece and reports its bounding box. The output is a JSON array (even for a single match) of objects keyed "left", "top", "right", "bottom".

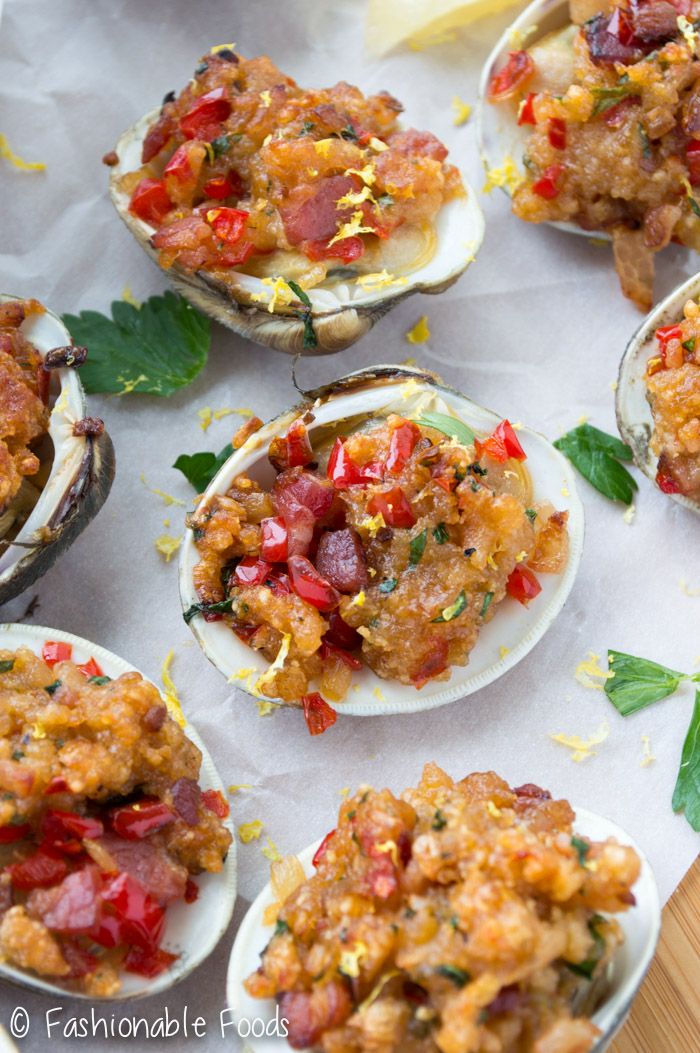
[
  {"left": 547, "top": 117, "right": 566, "bottom": 150},
  {"left": 606, "top": 5, "right": 636, "bottom": 45},
  {"left": 234, "top": 556, "right": 272, "bottom": 587},
  {"left": 367, "top": 487, "right": 416, "bottom": 528},
  {"left": 124, "top": 945, "right": 178, "bottom": 978},
  {"left": 518, "top": 92, "right": 537, "bottom": 126},
  {"left": 110, "top": 799, "right": 175, "bottom": 841},
  {"left": 656, "top": 469, "right": 681, "bottom": 493},
  {"left": 312, "top": 829, "right": 336, "bottom": 867},
  {"left": 220, "top": 240, "right": 257, "bottom": 267},
  {"left": 89, "top": 910, "right": 124, "bottom": 949},
  {"left": 40, "top": 809, "right": 104, "bottom": 849},
  {"left": 42, "top": 641, "right": 73, "bottom": 667},
  {"left": 202, "top": 788, "right": 230, "bottom": 818},
  {"left": 76, "top": 656, "right": 103, "bottom": 679},
  {"left": 327, "top": 437, "right": 384, "bottom": 489},
  {"left": 206, "top": 206, "right": 249, "bottom": 244},
  {"left": 488, "top": 50, "right": 535, "bottom": 101},
  {"left": 0, "top": 823, "right": 31, "bottom": 844},
  {"left": 260, "top": 516, "right": 289, "bottom": 562},
  {"left": 44, "top": 776, "right": 69, "bottom": 795},
  {"left": 319, "top": 641, "right": 363, "bottom": 670},
  {"left": 477, "top": 420, "right": 526, "bottom": 463},
  {"left": 184, "top": 878, "right": 199, "bottom": 903},
  {"left": 101, "top": 872, "right": 165, "bottom": 952},
  {"left": 288, "top": 555, "right": 340, "bottom": 611},
  {"left": 688, "top": 141, "right": 700, "bottom": 186},
  {"left": 7, "top": 849, "right": 68, "bottom": 890},
  {"left": 286, "top": 420, "right": 315, "bottom": 468},
  {"left": 179, "top": 86, "right": 232, "bottom": 140},
  {"left": 266, "top": 567, "right": 292, "bottom": 595},
  {"left": 531, "top": 163, "right": 564, "bottom": 200},
  {"left": 386, "top": 420, "right": 421, "bottom": 475},
  {"left": 163, "top": 144, "right": 193, "bottom": 182},
  {"left": 302, "top": 693, "right": 337, "bottom": 736},
  {"left": 305, "top": 235, "right": 365, "bottom": 263},
  {"left": 141, "top": 113, "right": 175, "bottom": 163},
  {"left": 506, "top": 565, "right": 542, "bottom": 605},
  {"left": 202, "top": 175, "right": 235, "bottom": 199},
  {"left": 36, "top": 365, "right": 51, "bottom": 404},
  {"left": 323, "top": 611, "right": 362, "bottom": 651},
  {"left": 655, "top": 324, "right": 682, "bottom": 366},
  {"left": 129, "top": 178, "right": 173, "bottom": 225}
]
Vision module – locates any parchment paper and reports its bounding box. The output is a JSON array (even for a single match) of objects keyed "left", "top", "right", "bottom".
[{"left": 0, "top": 0, "right": 698, "bottom": 1048}]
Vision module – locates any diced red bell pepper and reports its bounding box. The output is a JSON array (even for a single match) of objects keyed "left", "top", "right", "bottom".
[
  {"left": 305, "top": 235, "right": 365, "bottom": 263},
  {"left": 89, "top": 910, "right": 124, "bottom": 949},
  {"left": 42, "top": 641, "right": 73, "bottom": 667},
  {"left": 477, "top": 420, "right": 526, "bottom": 463},
  {"left": 655, "top": 324, "right": 682, "bottom": 366},
  {"left": 36, "top": 365, "right": 51, "bottom": 404},
  {"left": 76, "top": 657, "right": 103, "bottom": 679},
  {"left": 548, "top": 117, "right": 566, "bottom": 150},
  {"left": 220, "top": 240, "right": 257, "bottom": 268},
  {"left": 518, "top": 92, "right": 537, "bottom": 126},
  {"left": 124, "top": 945, "right": 178, "bottom": 978},
  {"left": 312, "top": 829, "right": 336, "bottom": 867},
  {"left": 202, "top": 788, "right": 230, "bottom": 818},
  {"left": 323, "top": 612, "right": 362, "bottom": 651},
  {"left": 184, "top": 878, "right": 199, "bottom": 903},
  {"left": 327, "top": 437, "right": 384, "bottom": 489},
  {"left": 40, "top": 809, "right": 104, "bottom": 849},
  {"left": 163, "top": 144, "right": 193, "bottom": 182},
  {"left": 44, "top": 776, "right": 69, "bottom": 795},
  {"left": 266, "top": 567, "right": 292, "bottom": 595},
  {"left": 101, "top": 872, "right": 165, "bottom": 953},
  {"left": 302, "top": 692, "right": 338, "bottom": 735},
  {"left": 319, "top": 641, "right": 363, "bottom": 670},
  {"left": 656, "top": 469, "right": 681, "bottom": 494},
  {"left": 202, "top": 175, "right": 235, "bottom": 199},
  {"left": 286, "top": 420, "right": 315, "bottom": 468},
  {"left": 129, "top": 178, "right": 173, "bottom": 225},
  {"left": 288, "top": 555, "right": 340, "bottom": 612},
  {"left": 234, "top": 556, "right": 272, "bottom": 587},
  {"left": 7, "top": 849, "right": 68, "bottom": 890},
  {"left": 386, "top": 420, "right": 421, "bottom": 475},
  {"left": 531, "top": 164, "right": 564, "bottom": 200},
  {"left": 110, "top": 799, "right": 175, "bottom": 840},
  {"left": 606, "top": 5, "right": 636, "bottom": 45},
  {"left": 687, "top": 141, "right": 700, "bottom": 186},
  {"left": 0, "top": 823, "right": 31, "bottom": 844},
  {"left": 206, "top": 206, "right": 249, "bottom": 244},
  {"left": 367, "top": 487, "right": 416, "bottom": 528},
  {"left": 260, "top": 516, "right": 289, "bottom": 562},
  {"left": 488, "top": 50, "right": 535, "bottom": 101},
  {"left": 180, "top": 86, "right": 232, "bottom": 140},
  {"left": 506, "top": 565, "right": 542, "bottom": 605}
]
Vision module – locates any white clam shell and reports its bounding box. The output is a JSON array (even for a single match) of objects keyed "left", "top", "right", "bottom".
[
  {"left": 0, "top": 622, "right": 237, "bottom": 1000},
  {"left": 476, "top": 0, "right": 610, "bottom": 240},
  {"left": 0, "top": 296, "right": 115, "bottom": 604},
  {"left": 225, "top": 808, "right": 660, "bottom": 1053},
  {"left": 616, "top": 271, "right": 700, "bottom": 514},
  {"left": 179, "top": 366, "right": 584, "bottom": 717},
  {"left": 109, "top": 109, "right": 485, "bottom": 355}
]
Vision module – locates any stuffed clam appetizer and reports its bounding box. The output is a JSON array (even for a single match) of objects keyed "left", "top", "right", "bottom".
[
  {"left": 107, "top": 47, "right": 484, "bottom": 355},
  {"left": 228, "top": 764, "right": 660, "bottom": 1053},
  {"left": 0, "top": 623, "right": 236, "bottom": 999},
  {"left": 179, "top": 368, "right": 583, "bottom": 728},
  {"left": 0, "top": 296, "right": 114, "bottom": 605},
  {"left": 478, "top": 0, "right": 700, "bottom": 311},
  {"left": 617, "top": 269, "right": 700, "bottom": 509}
]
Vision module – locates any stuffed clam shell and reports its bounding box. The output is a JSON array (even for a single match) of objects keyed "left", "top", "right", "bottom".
[
  {"left": 108, "top": 48, "right": 484, "bottom": 355},
  {"left": 179, "top": 367, "right": 584, "bottom": 721},
  {"left": 0, "top": 297, "right": 114, "bottom": 605}
]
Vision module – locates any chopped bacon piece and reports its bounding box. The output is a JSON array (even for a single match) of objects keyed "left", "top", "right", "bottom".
[
  {"left": 323, "top": 611, "right": 362, "bottom": 651},
  {"left": 315, "top": 529, "right": 368, "bottom": 594},
  {"left": 124, "top": 945, "right": 178, "bottom": 978},
  {"left": 280, "top": 982, "right": 352, "bottom": 1049},
  {"left": 142, "top": 113, "right": 175, "bottom": 163},
  {"left": 97, "top": 834, "right": 188, "bottom": 906},
  {"left": 411, "top": 637, "right": 449, "bottom": 688},
  {"left": 387, "top": 128, "right": 449, "bottom": 161},
  {"left": 27, "top": 867, "right": 102, "bottom": 934},
  {"left": 282, "top": 175, "right": 355, "bottom": 246},
  {"left": 274, "top": 468, "right": 335, "bottom": 520},
  {"left": 170, "top": 777, "right": 202, "bottom": 825}
]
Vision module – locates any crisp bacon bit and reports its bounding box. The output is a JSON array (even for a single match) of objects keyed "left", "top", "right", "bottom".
[
  {"left": 73, "top": 416, "right": 105, "bottom": 438},
  {"left": 513, "top": 782, "right": 552, "bottom": 800},
  {"left": 43, "top": 345, "right": 88, "bottom": 369},
  {"left": 102, "top": 150, "right": 119, "bottom": 166},
  {"left": 232, "top": 415, "right": 263, "bottom": 449}
]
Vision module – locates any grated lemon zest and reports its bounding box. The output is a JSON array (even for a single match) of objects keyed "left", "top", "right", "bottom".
[
  {"left": 401, "top": 356, "right": 417, "bottom": 366},
  {"left": 198, "top": 406, "right": 213, "bottom": 431},
  {"left": 228, "top": 784, "right": 252, "bottom": 794},
  {"left": 262, "top": 837, "right": 281, "bottom": 862},
  {"left": 121, "top": 285, "right": 141, "bottom": 308},
  {"left": 678, "top": 15, "right": 698, "bottom": 47},
  {"left": 117, "top": 373, "right": 149, "bottom": 395},
  {"left": 250, "top": 276, "right": 297, "bottom": 313},
  {"left": 163, "top": 518, "right": 170, "bottom": 528},
  {"left": 336, "top": 184, "right": 377, "bottom": 210},
  {"left": 340, "top": 942, "right": 368, "bottom": 979},
  {"left": 486, "top": 800, "right": 501, "bottom": 818},
  {"left": 260, "top": 90, "right": 272, "bottom": 107},
  {"left": 211, "top": 42, "right": 236, "bottom": 53},
  {"left": 452, "top": 95, "right": 472, "bottom": 126},
  {"left": 623, "top": 504, "right": 635, "bottom": 525},
  {"left": 360, "top": 512, "right": 386, "bottom": 537},
  {"left": 499, "top": 645, "right": 510, "bottom": 660},
  {"left": 561, "top": 485, "right": 570, "bottom": 498},
  {"left": 161, "top": 650, "right": 186, "bottom": 727},
  {"left": 610, "top": 380, "right": 618, "bottom": 392},
  {"left": 154, "top": 533, "right": 181, "bottom": 562},
  {"left": 0, "top": 133, "right": 46, "bottom": 171},
  {"left": 373, "top": 686, "right": 385, "bottom": 702},
  {"left": 375, "top": 840, "right": 400, "bottom": 866},
  {"left": 589, "top": 237, "right": 608, "bottom": 247},
  {"left": 239, "top": 820, "right": 263, "bottom": 844},
  {"left": 314, "top": 138, "right": 334, "bottom": 158},
  {"left": 575, "top": 651, "right": 614, "bottom": 691},
  {"left": 679, "top": 578, "right": 700, "bottom": 597},
  {"left": 369, "top": 136, "right": 388, "bottom": 152},
  {"left": 577, "top": 414, "right": 589, "bottom": 426},
  {"left": 351, "top": 590, "right": 366, "bottom": 607},
  {"left": 483, "top": 155, "right": 523, "bottom": 194},
  {"left": 515, "top": 550, "right": 528, "bottom": 563},
  {"left": 356, "top": 270, "right": 408, "bottom": 291},
  {"left": 31, "top": 721, "right": 47, "bottom": 739},
  {"left": 139, "top": 473, "right": 186, "bottom": 507},
  {"left": 406, "top": 316, "right": 430, "bottom": 344},
  {"left": 550, "top": 721, "right": 609, "bottom": 762},
  {"left": 344, "top": 162, "right": 376, "bottom": 186},
  {"left": 339, "top": 786, "right": 350, "bottom": 797},
  {"left": 255, "top": 633, "right": 291, "bottom": 695},
  {"left": 641, "top": 735, "right": 656, "bottom": 768},
  {"left": 256, "top": 699, "right": 278, "bottom": 717},
  {"left": 508, "top": 23, "right": 538, "bottom": 47},
  {"left": 357, "top": 970, "right": 402, "bottom": 1014},
  {"left": 487, "top": 554, "right": 498, "bottom": 570},
  {"left": 327, "top": 209, "right": 376, "bottom": 247}
]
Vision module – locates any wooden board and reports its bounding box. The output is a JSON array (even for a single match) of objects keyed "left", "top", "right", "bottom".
[{"left": 610, "top": 856, "right": 700, "bottom": 1053}]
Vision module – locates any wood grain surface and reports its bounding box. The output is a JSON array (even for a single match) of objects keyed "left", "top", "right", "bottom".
[{"left": 610, "top": 856, "right": 700, "bottom": 1053}]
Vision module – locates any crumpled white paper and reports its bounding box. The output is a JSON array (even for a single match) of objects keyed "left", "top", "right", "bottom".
[{"left": 0, "top": 0, "right": 698, "bottom": 1047}]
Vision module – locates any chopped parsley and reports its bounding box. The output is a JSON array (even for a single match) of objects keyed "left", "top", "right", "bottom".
[
  {"left": 591, "top": 84, "right": 633, "bottom": 117},
  {"left": 183, "top": 598, "right": 234, "bottom": 624},
  {"left": 274, "top": 919, "right": 290, "bottom": 937},
  {"left": 0, "top": 660, "right": 14, "bottom": 673},
  {"left": 525, "top": 508, "right": 537, "bottom": 522},
  {"left": 464, "top": 547, "right": 476, "bottom": 557},
  {"left": 432, "top": 523, "right": 449, "bottom": 544},
  {"left": 339, "top": 124, "right": 358, "bottom": 141},
  {"left": 571, "top": 835, "right": 590, "bottom": 866},
  {"left": 565, "top": 916, "right": 606, "bottom": 980},
  {"left": 44, "top": 680, "right": 62, "bottom": 696},
  {"left": 286, "top": 280, "right": 317, "bottom": 349},
  {"left": 480, "top": 592, "right": 494, "bottom": 618},
  {"left": 376, "top": 193, "right": 394, "bottom": 207},
  {"left": 432, "top": 809, "right": 447, "bottom": 830},
  {"left": 433, "top": 590, "right": 467, "bottom": 623},
  {"left": 11, "top": 750, "right": 24, "bottom": 762},
  {"left": 683, "top": 337, "right": 696, "bottom": 353},
  {"left": 211, "top": 133, "right": 241, "bottom": 157},
  {"left": 468, "top": 461, "right": 487, "bottom": 476},
  {"left": 300, "top": 120, "right": 315, "bottom": 135},
  {"left": 409, "top": 528, "right": 428, "bottom": 566},
  {"left": 436, "top": 965, "right": 471, "bottom": 988},
  {"left": 88, "top": 675, "right": 112, "bottom": 685},
  {"left": 379, "top": 578, "right": 398, "bottom": 593}
]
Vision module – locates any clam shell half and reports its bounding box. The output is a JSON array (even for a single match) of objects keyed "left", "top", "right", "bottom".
[
  {"left": 0, "top": 622, "right": 237, "bottom": 1000},
  {"left": 110, "top": 110, "right": 485, "bottom": 355},
  {"left": 225, "top": 808, "right": 660, "bottom": 1053},
  {"left": 616, "top": 271, "right": 700, "bottom": 514},
  {"left": 0, "top": 297, "right": 115, "bottom": 605},
  {"left": 179, "top": 366, "right": 584, "bottom": 717}
]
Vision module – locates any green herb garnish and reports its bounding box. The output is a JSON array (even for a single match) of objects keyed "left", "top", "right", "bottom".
[
  {"left": 409, "top": 528, "right": 428, "bottom": 566},
  {"left": 591, "top": 84, "right": 633, "bottom": 117},
  {"left": 525, "top": 508, "right": 537, "bottom": 522},
  {"left": 638, "top": 123, "right": 651, "bottom": 160},
  {"left": 565, "top": 916, "right": 606, "bottom": 980},
  {"left": 571, "top": 835, "right": 590, "bottom": 866},
  {"left": 183, "top": 598, "right": 234, "bottom": 624},
  {"left": 413, "top": 411, "right": 475, "bottom": 447},
  {"left": 174, "top": 444, "right": 233, "bottom": 493},
  {"left": 672, "top": 691, "right": 700, "bottom": 832},
  {"left": 339, "top": 124, "right": 358, "bottom": 141},
  {"left": 11, "top": 751, "right": 24, "bottom": 761},
  {"left": 433, "top": 590, "right": 467, "bottom": 623},
  {"left": 480, "top": 592, "right": 494, "bottom": 618},
  {"left": 0, "top": 660, "right": 14, "bottom": 673},
  {"left": 211, "top": 133, "right": 241, "bottom": 156},
  {"left": 64, "top": 292, "right": 210, "bottom": 397},
  {"left": 300, "top": 120, "right": 315, "bottom": 135},
  {"left": 379, "top": 578, "right": 398, "bottom": 593},
  {"left": 44, "top": 680, "right": 62, "bottom": 696},
  {"left": 274, "top": 919, "right": 290, "bottom": 936},
  {"left": 286, "top": 280, "right": 317, "bottom": 349},
  {"left": 376, "top": 193, "right": 394, "bottom": 207},
  {"left": 554, "top": 424, "right": 637, "bottom": 505},
  {"left": 88, "top": 675, "right": 112, "bottom": 685},
  {"left": 432, "top": 809, "right": 447, "bottom": 830},
  {"left": 432, "top": 523, "right": 449, "bottom": 544},
  {"left": 683, "top": 337, "right": 696, "bottom": 353},
  {"left": 436, "top": 965, "right": 471, "bottom": 988}
]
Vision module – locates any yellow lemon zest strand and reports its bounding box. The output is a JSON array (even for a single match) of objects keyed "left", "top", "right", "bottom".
[
  {"left": 31, "top": 721, "right": 47, "bottom": 740},
  {"left": 228, "top": 784, "right": 252, "bottom": 794},
  {"left": 262, "top": 837, "right": 281, "bottom": 862},
  {"left": 375, "top": 840, "right": 399, "bottom": 866},
  {"left": 344, "top": 162, "right": 376, "bottom": 186},
  {"left": 339, "top": 941, "right": 368, "bottom": 978},
  {"left": 250, "top": 276, "right": 296, "bottom": 313},
  {"left": 356, "top": 270, "right": 409, "bottom": 291},
  {"left": 368, "top": 136, "right": 388, "bottom": 153},
  {"left": 255, "top": 633, "right": 291, "bottom": 696},
  {"left": 217, "top": 406, "right": 253, "bottom": 420},
  {"left": 211, "top": 42, "right": 236, "bottom": 53},
  {"left": 154, "top": 533, "right": 181, "bottom": 562},
  {"left": 239, "top": 820, "right": 263, "bottom": 844},
  {"left": 678, "top": 14, "right": 698, "bottom": 47},
  {"left": 198, "top": 406, "right": 213, "bottom": 432},
  {"left": 499, "top": 645, "right": 510, "bottom": 660},
  {"left": 452, "top": 95, "right": 472, "bottom": 126},
  {"left": 117, "top": 374, "right": 149, "bottom": 395},
  {"left": 161, "top": 650, "right": 186, "bottom": 728},
  {"left": 550, "top": 721, "right": 609, "bottom": 762},
  {"left": 575, "top": 652, "right": 614, "bottom": 691},
  {"left": 0, "top": 133, "right": 46, "bottom": 172},
  {"left": 641, "top": 735, "right": 656, "bottom": 768},
  {"left": 336, "top": 185, "right": 377, "bottom": 210},
  {"left": 406, "top": 315, "right": 430, "bottom": 344},
  {"left": 327, "top": 209, "right": 376, "bottom": 247},
  {"left": 314, "top": 138, "right": 334, "bottom": 158},
  {"left": 483, "top": 155, "right": 523, "bottom": 194},
  {"left": 121, "top": 286, "right": 141, "bottom": 308},
  {"left": 256, "top": 699, "right": 278, "bottom": 717},
  {"left": 373, "top": 686, "right": 386, "bottom": 702},
  {"left": 260, "top": 90, "right": 272, "bottom": 107},
  {"left": 139, "top": 472, "right": 186, "bottom": 507},
  {"left": 486, "top": 800, "right": 501, "bottom": 818},
  {"left": 679, "top": 578, "right": 700, "bottom": 597}
]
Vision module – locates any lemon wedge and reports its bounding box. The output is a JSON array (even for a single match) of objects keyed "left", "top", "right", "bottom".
[{"left": 366, "top": 0, "right": 527, "bottom": 56}]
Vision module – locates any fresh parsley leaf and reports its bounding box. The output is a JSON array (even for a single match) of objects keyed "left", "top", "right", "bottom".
[
  {"left": 286, "top": 280, "right": 317, "bottom": 349},
  {"left": 88, "top": 675, "right": 112, "bottom": 685},
  {"left": 414, "top": 411, "right": 475, "bottom": 447},
  {"left": 591, "top": 84, "right": 632, "bottom": 117},
  {"left": 683, "top": 337, "right": 696, "bottom": 353},
  {"left": 339, "top": 124, "right": 358, "bottom": 141},
  {"left": 565, "top": 916, "right": 606, "bottom": 979},
  {"left": 432, "top": 809, "right": 447, "bottom": 830},
  {"left": 44, "top": 680, "right": 62, "bottom": 695},
  {"left": 379, "top": 578, "right": 398, "bottom": 594},
  {"left": 605, "top": 649, "right": 691, "bottom": 716},
  {"left": 433, "top": 590, "right": 467, "bottom": 623},
  {"left": 432, "top": 523, "right": 449, "bottom": 544},
  {"left": 554, "top": 424, "right": 637, "bottom": 504},
  {"left": 436, "top": 965, "right": 471, "bottom": 987},
  {"left": 377, "top": 193, "right": 394, "bottom": 207},
  {"left": 286, "top": 279, "right": 311, "bottom": 309},
  {"left": 0, "top": 660, "right": 14, "bottom": 673},
  {"left": 571, "top": 835, "right": 590, "bottom": 866},
  {"left": 183, "top": 598, "right": 234, "bottom": 624},
  {"left": 525, "top": 508, "right": 537, "bottom": 522},
  {"left": 211, "top": 133, "right": 241, "bottom": 156},
  {"left": 173, "top": 443, "right": 233, "bottom": 493},
  {"left": 274, "top": 918, "right": 290, "bottom": 936},
  {"left": 638, "top": 123, "right": 651, "bottom": 160},
  {"left": 688, "top": 193, "right": 700, "bottom": 220},
  {"left": 672, "top": 690, "right": 700, "bottom": 831},
  {"left": 64, "top": 292, "right": 210, "bottom": 397},
  {"left": 480, "top": 591, "right": 494, "bottom": 618},
  {"left": 409, "top": 528, "right": 428, "bottom": 566}
]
